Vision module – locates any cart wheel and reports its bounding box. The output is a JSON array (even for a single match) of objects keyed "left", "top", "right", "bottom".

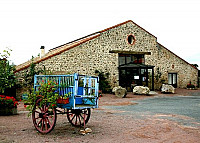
[
  {"left": 67, "top": 109, "right": 91, "bottom": 127},
  {"left": 32, "top": 98, "right": 57, "bottom": 134}
]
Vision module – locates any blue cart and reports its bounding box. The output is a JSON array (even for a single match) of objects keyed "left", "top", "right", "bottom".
[{"left": 32, "top": 73, "right": 99, "bottom": 134}]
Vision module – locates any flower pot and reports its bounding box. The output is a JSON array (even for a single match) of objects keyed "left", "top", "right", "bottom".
[
  {"left": 0, "top": 107, "right": 17, "bottom": 116},
  {"left": 56, "top": 98, "right": 69, "bottom": 104}
]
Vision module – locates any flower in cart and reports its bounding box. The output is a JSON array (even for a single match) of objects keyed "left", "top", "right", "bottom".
[
  {"left": 0, "top": 95, "right": 18, "bottom": 108},
  {"left": 25, "top": 80, "right": 59, "bottom": 116}
]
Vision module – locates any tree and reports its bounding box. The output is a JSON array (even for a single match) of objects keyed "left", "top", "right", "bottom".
[
  {"left": 23, "top": 56, "right": 43, "bottom": 93},
  {"left": 0, "top": 48, "right": 16, "bottom": 94}
]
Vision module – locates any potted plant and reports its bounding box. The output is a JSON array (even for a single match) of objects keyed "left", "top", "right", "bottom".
[
  {"left": 56, "top": 92, "right": 71, "bottom": 104},
  {"left": 187, "top": 81, "right": 196, "bottom": 89},
  {"left": 0, "top": 95, "right": 18, "bottom": 115}
]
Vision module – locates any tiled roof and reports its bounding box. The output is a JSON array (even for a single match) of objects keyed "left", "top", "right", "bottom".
[
  {"left": 15, "top": 32, "right": 100, "bottom": 72},
  {"left": 100, "top": 20, "right": 156, "bottom": 38},
  {"left": 16, "top": 20, "right": 143, "bottom": 72},
  {"left": 15, "top": 20, "right": 195, "bottom": 73}
]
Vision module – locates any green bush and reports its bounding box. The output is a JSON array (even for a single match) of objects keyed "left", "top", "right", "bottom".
[
  {"left": 0, "top": 48, "right": 16, "bottom": 94},
  {"left": 95, "top": 70, "right": 111, "bottom": 93}
]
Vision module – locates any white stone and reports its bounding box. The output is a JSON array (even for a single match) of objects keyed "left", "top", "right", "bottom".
[
  {"left": 114, "top": 86, "right": 127, "bottom": 98},
  {"left": 112, "top": 86, "right": 122, "bottom": 93},
  {"left": 161, "top": 84, "right": 175, "bottom": 93},
  {"left": 133, "top": 86, "right": 150, "bottom": 95}
]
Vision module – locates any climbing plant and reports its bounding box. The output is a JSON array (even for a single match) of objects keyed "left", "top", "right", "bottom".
[
  {"left": 23, "top": 57, "right": 43, "bottom": 92},
  {"left": 95, "top": 70, "right": 111, "bottom": 93}
]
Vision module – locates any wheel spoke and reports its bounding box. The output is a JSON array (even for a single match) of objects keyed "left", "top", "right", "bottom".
[
  {"left": 75, "top": 116, "right": 78, "bottom": 125},
  {"left": 41, "top": 119, "right": 44, "bottom": 131},
  {"left": 38, "top": 107, "right": 42, "bottom": 112},
  {"left": 71, "top": 114, "right": 75, "bottom": 121},
  {"left": 80, "top": 114, "right": 84, "bottom": 120},
  {"left": 35, "top": 110, "right": 41, "bottom": 114},
  {"left": 44, "top": 119, "right": 48, "bottom": 131},
  {"left": 37, "top": 118, "right": 43, "bottom": 127},
  {"left": 33, "top": 117, "right": 40, "bottom": 121},
  {"left": 44, "top": 105, "right": 46, "bottom": 111},
  {"left": 78, "top": 115, "right": 81, "bottom": 126},
  {"left": 45, "top": 104, "right": 50, "bottom": 112},
  {"left": 46, "top": 118, "right": 52, "bottom": 127}
]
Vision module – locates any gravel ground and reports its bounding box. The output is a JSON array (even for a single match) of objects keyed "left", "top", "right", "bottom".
[{"left": 0, "top": 88, "right": 200, "bottom": 143}]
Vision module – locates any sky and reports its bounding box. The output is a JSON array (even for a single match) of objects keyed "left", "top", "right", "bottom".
[{"left": 0, "top": 0, "right": 200, "bottom": 69}]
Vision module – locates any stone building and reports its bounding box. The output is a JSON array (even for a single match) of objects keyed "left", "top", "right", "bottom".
[{"left": 15, "top": 20, "right": 198, "bottom": 91}]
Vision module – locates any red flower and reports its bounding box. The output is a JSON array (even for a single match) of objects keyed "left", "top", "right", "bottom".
[{"left": 52, "top": 104, "right": 56, "bottom": 107}]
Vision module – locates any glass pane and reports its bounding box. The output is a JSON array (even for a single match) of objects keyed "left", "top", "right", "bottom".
[
  {"left": 131, "top": 55, "right": 145, "bottom": 64},
  {"left": 138, "top": 55, "right": 144, "bottom": 64},
  {"left": 119, "top": 56, "right": 125, "bottom": 65},
  {"left": 126, "top": 55, "right": 131, "bottom": 64},
  {"left": 148, "top": 69, "right": 152, "bottom": 90},
  {"left": 132, "top": 55, "right": 137, "bottom": 63},
  {"left": 173, "top": 74, "right": 177, "bottom": 84},
  {"left": 168, "top": 74, "right": 172, "bottom": 84}
]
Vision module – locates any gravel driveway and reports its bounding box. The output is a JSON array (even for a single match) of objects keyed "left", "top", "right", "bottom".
[{"left": 0, "top": 89, "right": 200, "bottom": 143}]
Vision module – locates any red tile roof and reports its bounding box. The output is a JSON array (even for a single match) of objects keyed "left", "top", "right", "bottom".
[
  {"left": 100, "top": 20, "right": 157, "bottom": 38},
  {"left": 15, "top": 20, "right": 195, "bottom": 73},
  {"left": 15, "top": 33, "right": 100, "bottom": 72}
]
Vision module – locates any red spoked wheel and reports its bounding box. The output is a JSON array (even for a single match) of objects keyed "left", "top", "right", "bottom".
[
  {"left": 32, "top": 98, "right": 57, "bottom": 134},
  {"left": 67, "top": 109, "right": 91, "bottom": 127}
]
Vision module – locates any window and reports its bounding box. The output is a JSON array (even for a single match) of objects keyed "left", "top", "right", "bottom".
[
  {"left": 119, "top": 54, "right": 145, "bottom": 66},
  {"left": 168, "top": 73, "right": 177, "bottom": 88},
  {"left": 132, "top": 55, "right": 144, "bottom": 64},
  {"left": 127, "top": 35, "right": 136, "bottom": 45},
  {"left": 119, "top": 55, "right": 125, "bottom": 65}
]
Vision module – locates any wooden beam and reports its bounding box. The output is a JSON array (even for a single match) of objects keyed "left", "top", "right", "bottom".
[{"left": 109, "top": 50, "right": 151, "bottom": 55}]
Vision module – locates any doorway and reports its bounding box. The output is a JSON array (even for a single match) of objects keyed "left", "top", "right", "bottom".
[{"left": 119, "top": 66, "right": 154, "bottom": 91}]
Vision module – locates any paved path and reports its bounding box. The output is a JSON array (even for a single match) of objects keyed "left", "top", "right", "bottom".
[{"left": 103, "top": 93, "right": 200, "bottom": 129}]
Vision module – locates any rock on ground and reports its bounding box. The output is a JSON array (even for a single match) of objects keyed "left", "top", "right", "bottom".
[
  {"left": 113, "top": 86, "right": 127, "bottom": 98},
  {"left": 161, "top": 84, "right": 175, "bottom": 93},
  {"left": 133, "top": 86, "right": 150, "bottom": 95}
]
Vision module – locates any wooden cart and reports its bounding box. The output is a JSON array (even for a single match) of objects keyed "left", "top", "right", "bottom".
[{"left": 32, "top": 73, "right": 99, "bottom": 134}]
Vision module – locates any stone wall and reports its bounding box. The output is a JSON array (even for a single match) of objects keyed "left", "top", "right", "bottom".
[
  {"left": 16, "top": 20, "right": 198, "bottom": 91},
  {"left": 155, "top": 43, "right": 198, "bottom": 88},
  {"left": 35, "top": 21, "right": 157, "bottom": 88}
]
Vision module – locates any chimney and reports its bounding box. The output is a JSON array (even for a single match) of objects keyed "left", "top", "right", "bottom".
[{"left": 40, "top": 46, "right": 45, "bottom": 57}]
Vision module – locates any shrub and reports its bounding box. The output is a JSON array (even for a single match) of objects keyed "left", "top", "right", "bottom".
[
  {"left": 0, "top": 48, "right": 16, "bottom": 94},
  {"left": 0, "top": 95, "right": 18, "bottom": 108},
  {"left": 95, "top": 70, "right": 111, "bottom": 93}
]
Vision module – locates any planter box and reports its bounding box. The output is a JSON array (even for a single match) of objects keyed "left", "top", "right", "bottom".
[
  {"left": 56, "top": 98, "right": 69, "bottom": 104},
  {"left": 0, "top": 107, "right": 17, "bottom": 116}
]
